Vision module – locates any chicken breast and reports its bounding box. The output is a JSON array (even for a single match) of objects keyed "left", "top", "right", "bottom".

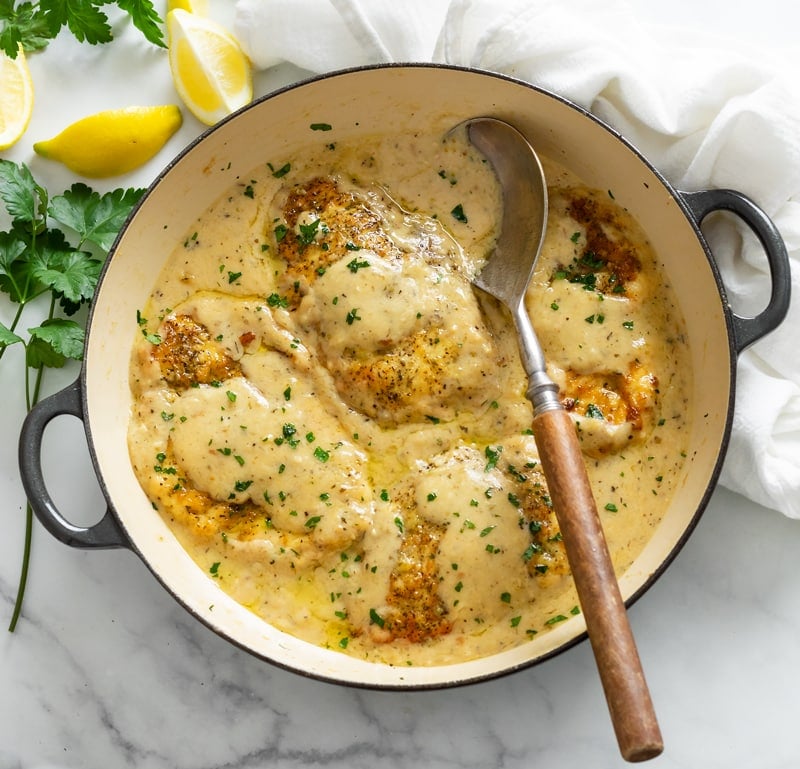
[{"left": 273, "top": 176, "right": 508, "bottom": 427}]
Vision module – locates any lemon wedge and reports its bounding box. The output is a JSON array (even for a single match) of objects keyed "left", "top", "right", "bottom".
[
  {"left": 0, "top": 45, "right": 34, "bottom": 151},
  {"left": 33, "top": 105, "right": 183, "bottom": 178},
  {"left": 167, "top": 0, "right": 208, "bottom": 14},
  {"left": 167, "top": 8, "right": 253, "bottom": 126}
]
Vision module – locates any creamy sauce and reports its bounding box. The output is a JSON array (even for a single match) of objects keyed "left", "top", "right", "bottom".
[{"left": 128, "top": 124, "right": 692, "bottom": 666}]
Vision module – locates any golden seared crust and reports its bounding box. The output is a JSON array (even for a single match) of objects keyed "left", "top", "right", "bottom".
[
  {"left": 561, "top": 360, "right": 659, "bottom": 433},
  {"left": 276, "top": 177, "right": 399, "bottom": 295},
  {"left": 152, "top": 314, "right": 241, "bottom": 389},
  {"left": 505, "top": 462, "right": 569, "bottom": 583},
  {"left": 341, "top": 326, "right": 481, "bottom": 425},
  {"left": 550, "top": 188, "right": 642, "bottom": 296},
  {"left": 167, "top": 488, "right": 266, "bottom": 540},
  {"left": 148, "top": 445, "right": 268, "bottom": 541},
  {"left": 382, "top": 521, "right": 453, "bottom": 643}
]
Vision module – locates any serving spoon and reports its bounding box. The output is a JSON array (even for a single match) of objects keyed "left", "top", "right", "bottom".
[{"left": 459, "top": 117, "right": 663, "bottom": 763}]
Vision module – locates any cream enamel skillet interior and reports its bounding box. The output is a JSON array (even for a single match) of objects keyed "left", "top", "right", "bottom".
[{"left": 20, "top": 65, "right": 789, "bottom": 689}]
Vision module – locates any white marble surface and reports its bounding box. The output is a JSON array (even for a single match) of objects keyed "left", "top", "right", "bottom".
[{"left": 2, "top": 2, "right": 800, "bottom": 767}]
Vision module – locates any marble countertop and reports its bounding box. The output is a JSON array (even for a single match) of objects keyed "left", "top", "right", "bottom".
[{"left": 2, "top": 2, "right": 799, "bottom": 768}]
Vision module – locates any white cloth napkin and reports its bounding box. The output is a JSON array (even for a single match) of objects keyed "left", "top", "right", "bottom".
[{"left": 234, "top": 0, "right": 800, "bottom": 519}]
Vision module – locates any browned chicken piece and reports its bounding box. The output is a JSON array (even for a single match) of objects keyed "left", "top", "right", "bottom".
[
  {"left": 550, "top": 188, "right": 642, "bottom": 296},
  {"left": 368, "top": 453, "right": 566, "bottom": 645},
  {"left": 149, "top": 445, "right": 321, "bottom": 569},
  {"left": 382, "top": 521, "right": 453, "bottom": 643},
  {"left": 272, "top": 175, "right": 503, "bottom": 428},
  {"left": 152, "top": 314, "right": 241, "bottom": 389},
  {"left": 501, "top": 460, "right": 569, "bottom": 583},
  {"left": 275, "top": 176, "right": 400, "bottom": 299},
  {"left": 359, "top": 478, "right": 452, "bottom": 644},
  {"left": 341, "top": 324, "right": 494, "bottom": 427},
  {"left": 153, "top": 446, "right": 265, "bottom": 540},
  {"left": 173, "top": 494, "right": 266, "bottom": 541},
  {"left": 561, "top": 360, "right": 659, "bottom": 436}
]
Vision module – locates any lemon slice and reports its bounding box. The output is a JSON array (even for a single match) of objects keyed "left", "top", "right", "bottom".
[
  {"left": 0, "top": 45, "right": 34, "bottom": 151},
  {"left": 33, "top": 105, "right": 183, "bottom": 178},
  {"left": 167, "top": 9, "right": 253, "bottom": 126}
]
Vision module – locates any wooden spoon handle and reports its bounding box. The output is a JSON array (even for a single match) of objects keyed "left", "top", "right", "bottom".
[{"left": 533, "top": 407, "right": 663, "bottom": 762}]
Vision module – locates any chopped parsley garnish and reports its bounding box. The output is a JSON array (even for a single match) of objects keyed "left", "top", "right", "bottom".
[
  {"left": 279, "top": 423, "right": 300, "bottom": 448},
  {"left": 450, "top": 203, "right": 468, "bottom": 223},
  {"left": 267, "top": 292, "right": 289, "bottom": 309},
  {"left": 369, "top": 608, "right": 385, "bottom": 627},
  {"left": 484, "top": 445, "right": 502, "bottom": 471},
  {"left": 585, "top": 403, "right": 604, "bottom": 420},
  {"left": 268, "top": 162, "right": 291, "bottom": 178},
  {"left": 297, "top": 218, "right": 322, "bottom": 246},
  {"left": 347, "top": 257, "right": 370, "bottom": 273}
]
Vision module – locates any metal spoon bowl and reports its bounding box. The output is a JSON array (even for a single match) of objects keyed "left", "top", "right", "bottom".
[{"left": 459, "top": 117, "right": 663, "bottom": 763}]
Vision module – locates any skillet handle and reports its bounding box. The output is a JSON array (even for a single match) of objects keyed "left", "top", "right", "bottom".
[
  {"left": 679, "top": 188, "right": 791, "bottom": 353},
  {"left": 18, "top": 378, "right": 131, "bottom": 550}
]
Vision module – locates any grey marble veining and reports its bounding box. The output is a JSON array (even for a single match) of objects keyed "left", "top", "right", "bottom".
[{"left": 4, "top": 478, "right": 800, "bottom": 768}]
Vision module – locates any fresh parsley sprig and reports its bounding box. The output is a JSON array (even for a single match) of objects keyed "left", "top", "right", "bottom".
[
  {"left": 0, "top": 0, "right": 165, "bottom": 58},
  {"left": 0, "top": 158, "right": 144, "bottom": 631}
]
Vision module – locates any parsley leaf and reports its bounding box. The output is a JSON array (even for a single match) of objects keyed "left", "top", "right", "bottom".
[
  {"left": 0, "top": 322, "right": 23, "bottom": 347},
  {"left": 0, "top": 1, "right": 50, "bottom": 56},
  {"left": 40, "top": 0, "right": 113, "bottom": 45},
  {"left": 27, "top": 318, "right": 84, "bottom": 367},
  {"left": 0, "top": 159, "right": 46, "bottom": 222},
  {"left": 115, "top": 0, "right": 164, "bottom": 48},
  {"left": 0, "top": 159, "right": 143, "bottom": 632},
  {"left": 31, "top": 246, "right": 102, "bottom": 306},
  {"left": 48, "top": 183, "right": 145, "bottom": 251},
  {"left": 0, "top": 0, "right": 164, "bottom": 58}
]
